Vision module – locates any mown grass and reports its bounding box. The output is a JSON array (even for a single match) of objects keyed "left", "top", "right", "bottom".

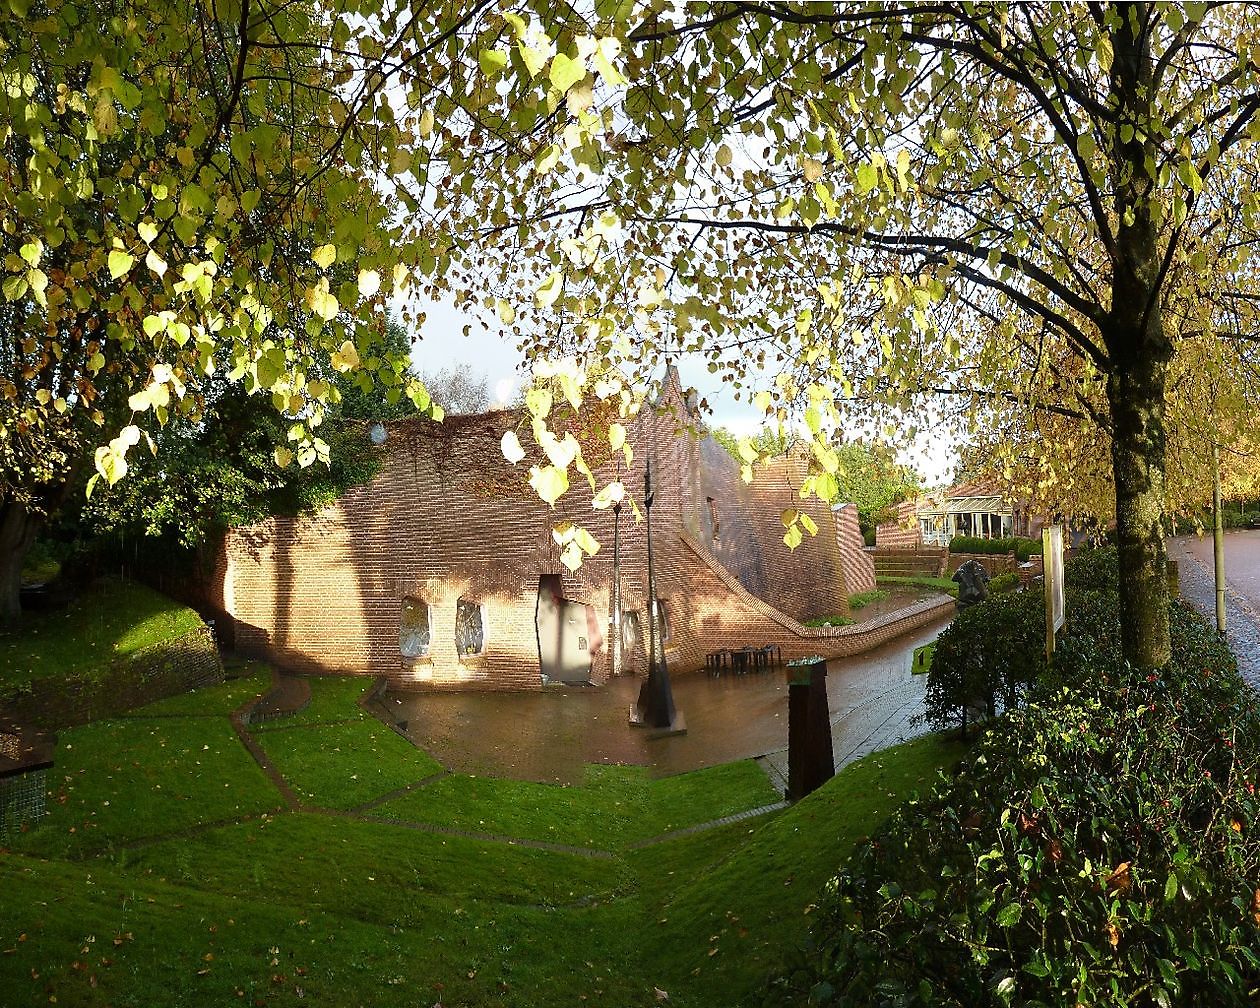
[
  {"left": 0, "top": 592, "right": 963, "bottom": 1008},
  {"left": 249, "top": 675, "right": 373, "bottom": 731},
  {"left": 122, "top": 666, "right": 271, "bottom": 718},
  {"left": 254, "top": 719, "right": 443, "bottom": 809},
  {"left": 370, "top": 760, "right": 780, "bottom": 849},
  {"left": 1, "top": 716, "right": 965, "bottom": 1008},
  {"left": 630, "top": 732, "right": 970, "bottom": 1004},
  {"left": 848, "top": 588, "right": 891, "bottom": 610},
  {"left": 0, "top": 578, "right": 204, "bottom": 687},
  {"left": 6, "top": 713, "right": 280, "bottom": 860},
  {"left": 877, "top": 574, "right": 959, "bottom": 597},
  {"left": 1, "top": 852, "right": 646, "bottom": 1008},
  {"left": 801, "top": 614, "right": 855, "bottom": 627}
]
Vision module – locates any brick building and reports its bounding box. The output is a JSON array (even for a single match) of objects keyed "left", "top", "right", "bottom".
[
  {"left": 206, "top": 374, "right": 898, "bottom": 690},
  {"left": 875, "top": 480, "right": 1044, "bottom": 549}
]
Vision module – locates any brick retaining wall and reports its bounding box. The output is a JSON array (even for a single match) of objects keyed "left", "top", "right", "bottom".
[{"left": 872, "top": 549, "right": 949, "bottom": 579}]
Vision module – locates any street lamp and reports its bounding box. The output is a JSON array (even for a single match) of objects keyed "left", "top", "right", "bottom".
[{"left": 631, "top": 455, "right": 683, "bottom": 733}]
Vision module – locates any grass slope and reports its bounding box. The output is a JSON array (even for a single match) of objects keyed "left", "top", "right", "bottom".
[
  {"left": 0, "top": 642, "right": 965, "bottom": 1007},
  {"left": 370, "top": 760, "right": 780, "bottom": 849},
  {"left": 0, "top": 578, "right": 205, "bottom": 687},
  {"left": 631, "top": 733, "right": 970, "bottom": 1004}
]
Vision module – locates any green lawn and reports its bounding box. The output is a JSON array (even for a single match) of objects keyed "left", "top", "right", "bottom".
[
  {"left": 0, "top": 578, "right": 204, "bottom": 687},
  {"left": 0, "top": 644, "right": 966, "bottom": 1007},
  {"left": 255, "top": 718, "right": 444, "bottom": 809},
  {"left": 370, "top": 760, "right": 780, "bottom": 849},
  {"left": 250, "top": 675, "right": 373, "bottom": 731},
  {"left": 877, "top": 574, "right": 960, "bottom": 597},
  {"left": 848, "top": 588, "right": 891, "bottom": 609},
  {"left": 630, "top": 733, "right": 970, "bottom": 1004},
  {"left": 7, "top": 709, "right": 281, "bottom": 861}
]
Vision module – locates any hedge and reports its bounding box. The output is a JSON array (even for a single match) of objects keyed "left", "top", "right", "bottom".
[{"left": 949, "top": 535, "right": 1044, "bottom": 560}]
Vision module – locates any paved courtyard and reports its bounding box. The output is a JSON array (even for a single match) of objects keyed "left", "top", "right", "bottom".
[{"left": 380, "top": 614, "right": 952, "bottom": 785}]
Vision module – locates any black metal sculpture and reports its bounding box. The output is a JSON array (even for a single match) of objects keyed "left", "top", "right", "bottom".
[{"left": 952, "top": 558, "right": 991, "bottom": 611}]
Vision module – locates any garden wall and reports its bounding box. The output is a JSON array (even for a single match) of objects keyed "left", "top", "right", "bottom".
[
  {"left": 871, "top": 549, "right": 948, "bottom": 579},
  {"left": 0, "top": 625, "right": 223, "bottom": 729},
  {"left": 945, "top": 552, "right": 1016, "bottom": 578}
]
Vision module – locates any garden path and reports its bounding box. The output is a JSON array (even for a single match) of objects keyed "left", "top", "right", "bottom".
[{"left": 1170, "top": 532, "right": 1260, "bottom": 685}]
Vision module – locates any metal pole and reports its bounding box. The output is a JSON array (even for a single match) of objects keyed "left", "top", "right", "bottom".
[
  {"left": 1213, "top": 442, "right": 1227, "bottom": 634},
  {"left": 635, "top": 455, "right": 677, "bottom": 729},
  {"left": 611, "top": 501, "right": 622, "bottom": 676},
  {"left": 644, "top": 459, "right": 658, "bottom": 673}
]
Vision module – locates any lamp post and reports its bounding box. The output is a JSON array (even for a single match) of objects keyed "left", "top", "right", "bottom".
[
  {"left": 611, "top": 500, "right": 623, "bottom": 676},
  {"left": 632, "top": 455, "right": 681, "bottom": 732}
]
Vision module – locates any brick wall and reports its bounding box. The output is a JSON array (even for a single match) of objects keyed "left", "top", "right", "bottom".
[
  {"left": 946, "top": 552, "right": 1017, "bottom": 579},
  {"left": 871, "top": 549, "right": 949, "bottom": 579},
  {"left": 669, "top": 534, "right": 953, "bottom": 667},
  {"left": 875, "top": 500, "right": 921, "bottom": 549},
  {"left": 834, "top": 504, "right": 876, "bottom": 594},
  {"left": 217, "top": 379, "right": 907, "bottom": 689}
]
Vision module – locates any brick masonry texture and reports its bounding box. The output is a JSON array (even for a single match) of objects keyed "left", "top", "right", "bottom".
[
  {"left": 0, "top": 625, "right": 224, "bottom": 729},
  {"left": 215, "top": 374, "right": 923, "bottom": 690}
]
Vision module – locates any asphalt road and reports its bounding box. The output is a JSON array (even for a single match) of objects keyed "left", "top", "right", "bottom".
[{"left": 1169, "top": 530, "right": 1260, "bottom": 684}]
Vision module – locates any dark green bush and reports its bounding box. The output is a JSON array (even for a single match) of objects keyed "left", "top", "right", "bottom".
[
  {"left": 773, "top": 550, "right": 1260, "bottom": 1007},
  {"left": 923, "top": 590, "right": 1046, "bottom": 737},
  {"left": 988, "top": 571, "right": 1019, "bottom": 595},
  {"left": 950, "top": 536, "right": 1044, "bottom": 560},
  {"left": 773, "top": 661, "right": 1260, "bottom": 1007}
]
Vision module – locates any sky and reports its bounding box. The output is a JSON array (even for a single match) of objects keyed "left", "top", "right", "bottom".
[{"left": 410, "top": 296, "right": 959, "bottom": 486}]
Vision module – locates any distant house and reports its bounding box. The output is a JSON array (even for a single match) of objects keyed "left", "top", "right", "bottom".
[
  {"left": 199, "top": 371, "right": 915, "bottom": 691},
  {"left": 876, "top": 480, "right": 1042, "bottom": 549}
]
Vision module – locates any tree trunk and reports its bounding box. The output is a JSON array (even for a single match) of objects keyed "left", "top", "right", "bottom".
[
  {"left": 0, "top": 499, "right": 42, "bottom": 623},
  {"left": 1107, "top": 359, "right": 1171, "bottom": 668},
  {"left": 1105, "top": 2, "right": 1172, "bottom": 668}
]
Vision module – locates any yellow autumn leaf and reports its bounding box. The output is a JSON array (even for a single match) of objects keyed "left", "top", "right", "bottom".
[{"left": 330, "top": 340, "right": 360, "bottom": 372}]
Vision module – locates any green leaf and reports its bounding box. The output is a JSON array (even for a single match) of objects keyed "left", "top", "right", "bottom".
[
  {"left": 312, "top": 243, "right": 337, "bottom": 269},
  {"left": 107, "top": 249, "right": 135, "bottom": 279},
  {"left": 548, "top": 52, "right": 585, "bottom": 94},
  {"left": 19, "top": 239, "right": 41, "bottom": 266},
  {"left": 855, "top": 163, "right": 878, "bottom": 194},
  {"left": 995, "top": 902, "right": 1021, "bottom": 928},
  {"left": 535, "top": 269, "right": 563, "bottom": 308},
  {"left": 2, "top": 275, "right": 28, "bottom": 301},
  {"left": 529, "top": 464, "right": 569, "bottom": 506},
  {"left": 479, "top": 48, "right": 509, "bottom": 77}
]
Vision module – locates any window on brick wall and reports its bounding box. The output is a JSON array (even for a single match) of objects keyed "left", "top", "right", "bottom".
[
  {"left": 456, "top": 599, "right": 485, "bottom": 656},
  {"left": 622, "top": 610, "right": 641, "bottom": 653},
  {"left": 400, "top": 598, "right": 431, "bottom": 658},
  {"left": 654, "top": 599, "right": 671, "bottom": 643}
]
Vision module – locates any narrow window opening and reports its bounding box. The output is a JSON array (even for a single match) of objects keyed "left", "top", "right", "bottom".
[
  {"left": 622, "top": 610, "right": 641, "bottom": 653},
  {"left": 400, "top": 598, "right": 431, "bottom": 658},
  {"left": 456, "top": 599, "right": 485, "bottom": 656}
]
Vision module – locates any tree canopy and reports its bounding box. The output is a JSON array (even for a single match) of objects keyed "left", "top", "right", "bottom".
[
  {"left": 0, "top": 0, "right": 466, "bottom": 615},
  {"left": 398, "top": 1, "right": 1260, "bottom": 668},
  {"left": 6, "top": 1, "right": 1260, "bottom": 671}
]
